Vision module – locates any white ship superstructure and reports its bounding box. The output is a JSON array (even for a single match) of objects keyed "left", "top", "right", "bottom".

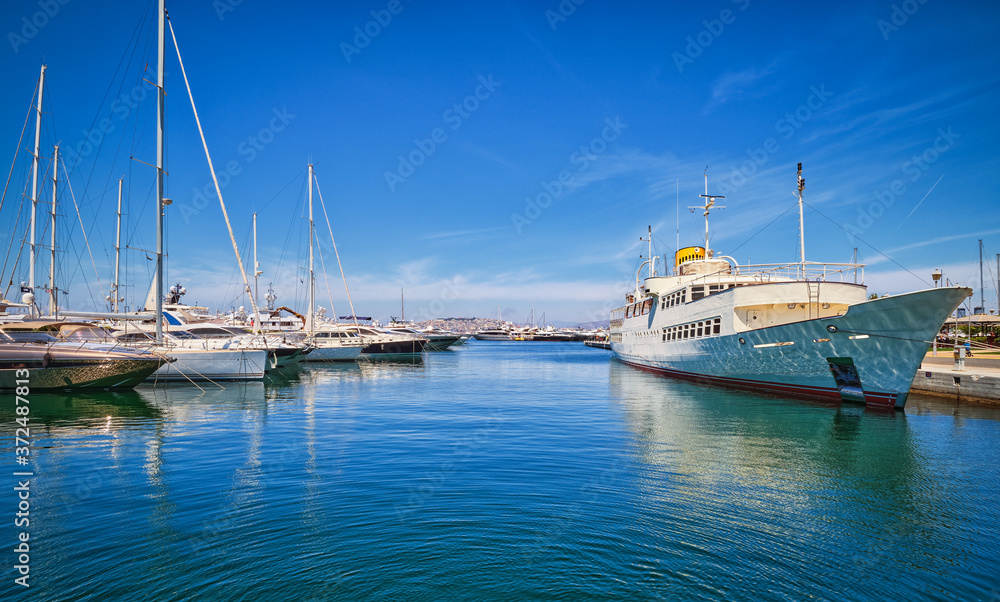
[{"left": 610, "top": 166, "right": 970, "bottom": 409}]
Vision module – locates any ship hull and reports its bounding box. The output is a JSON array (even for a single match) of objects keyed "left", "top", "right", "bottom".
[
  {"left": 150, "top": 349, "right": 267, "bottom": 382},
  {"left": 0, "top": 353, "right": 165, "bottom": 391},
  {"left": 613, "top": 287, "right": 969, "bottom": 409},
  {"left": 300, "top": 344, "right": 363, "bottom": 362}
]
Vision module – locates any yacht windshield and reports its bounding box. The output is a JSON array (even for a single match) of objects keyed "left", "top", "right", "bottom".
[
  {"left": 63, "top": 327, "right": 115, "bottom": 341},
  {"left": 169, "top": 331, "right": 203, "bottom": 340},
  {"left": 2, "top": 332, "right": 58, "bottom": 343}
]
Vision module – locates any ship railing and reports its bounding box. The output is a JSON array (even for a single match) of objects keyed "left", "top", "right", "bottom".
[{"left": 686, "top": 261, "right": 865, "bottom": 287}]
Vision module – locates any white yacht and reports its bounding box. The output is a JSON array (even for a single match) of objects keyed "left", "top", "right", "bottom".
[
  {"left": 610, "top": 166, "right": 970, "bottom": 409},
  {"left": 384, "top": 322, "right": 461, "bottom": 350},
  {"left": 112, "top": 326, "right": 267, "bottom": 382}
]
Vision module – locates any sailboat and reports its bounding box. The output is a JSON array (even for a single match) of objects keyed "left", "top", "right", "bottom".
[
  {"left": 107, "top": 0, "right": 268, "bottom": 382},
  {"left": 610, "top": 165, "right": 971, "bottom": 409}
]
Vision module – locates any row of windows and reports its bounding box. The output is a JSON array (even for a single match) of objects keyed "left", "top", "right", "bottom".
[
  {"left": 661, "top": 289, "right": 687, "bottom": 309},
  {"left": 662, "top": 317, "right": 722, "bottom": 342},
  {"left": 624, "top": 298, "right": 653, "bottom": 319}
]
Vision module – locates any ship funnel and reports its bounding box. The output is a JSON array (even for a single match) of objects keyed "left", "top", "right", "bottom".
[{"left": 675, "top": 246, "right": 705, "bottom": 268}]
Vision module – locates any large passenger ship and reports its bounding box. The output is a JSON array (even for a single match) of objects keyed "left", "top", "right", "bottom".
[{"left": 610, "top": 166, "right": 970, "bottom": 409}]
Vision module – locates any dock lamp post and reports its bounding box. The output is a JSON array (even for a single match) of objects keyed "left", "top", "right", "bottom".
[{"left": 931, "top": 270, "right": 943, "bottom": 355}]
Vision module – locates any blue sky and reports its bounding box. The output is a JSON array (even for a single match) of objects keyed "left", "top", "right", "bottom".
[{"left": 1, "top": 0, "right": 998, "bottom": 324}]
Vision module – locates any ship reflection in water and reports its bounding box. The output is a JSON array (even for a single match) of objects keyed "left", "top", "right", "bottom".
[{"left": 608, "top": 360, "right": 998, "bottom": 599}]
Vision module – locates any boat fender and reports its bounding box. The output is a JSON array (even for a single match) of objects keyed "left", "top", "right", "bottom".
[{"left": 42, "top": 352, "right": 52, "bottom": 368}]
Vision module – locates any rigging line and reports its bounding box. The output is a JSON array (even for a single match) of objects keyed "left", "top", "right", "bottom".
[
  {"left": 313, "top": 175, "right": 360, "bottom": 326},
  {"left": 168, "top": 15, "right": 262, "bottom": 331},
  {"left": 727, "top": 200, "right": 799, "bottom": 257},
  {"left": 2, "top": 217, "right": 31, "bottom": 301},
  {"left": 259, "top": 168, "right": 306, "bottom": 213},
  {"left": 802, "top": 200, "right": 929, "bottom": 286},
  {"left": 313, "top": 227, "right": 338, "bottom": 327},
  {"left": 271, "top": 171, "right": 307, "bottom": 290},
  {"left": 62, "top": 159, "right": 106, "bottom": 304},
  {"left": 0, "top": 78, "right": 38, "bottom": 221},
  {"left": 65, "top": 0, "right": 150, "bottom": 187},
  {"left": 890, "top": 174, "right": 943, "bottom": 238},
  {"left": 1, "top": 160, "right": 34, "bottom": 299}
]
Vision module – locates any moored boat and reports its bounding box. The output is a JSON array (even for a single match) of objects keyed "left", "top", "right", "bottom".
[
  {"left": 0, "top": 326, "right": 166, "bottom": 390},
  {"left": 610, "top": 166, "right": 971, "bottom": 409}
]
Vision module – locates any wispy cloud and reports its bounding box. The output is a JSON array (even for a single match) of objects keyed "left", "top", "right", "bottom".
[
  {"left": 705, "top": 61, "right": 780, "bottom": 111},
  {"left": 420, "top": 226, "right": 506, "bottom": 240}
]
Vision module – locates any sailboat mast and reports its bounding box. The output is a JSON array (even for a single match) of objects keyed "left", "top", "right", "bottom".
[
  {"left": 29, "top": 64, "right": 45, "bottom": 316},
  {"left": 307, "top": 163, "right": 314, "bottom": 334},
  {"left": 49, "top": 145, "right": 58, "bottom": 316},
  {"left": 253, "top": 212, "right": 260, "bottom": 312},
  {"left": 401, "top": 288, "right": 404, "bottom": 322},
  {"left": 797, "top": 163, "right": 806, "bottom": 279},
  {"left": 113, "top": 177, "right": 123, "bottom": 313},
  {"left": 155, "top": 0, "right": 165, "bottom": 343}
]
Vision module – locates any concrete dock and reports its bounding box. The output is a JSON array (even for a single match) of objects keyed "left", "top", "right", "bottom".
[{"left": 912, "top": 353, "right": 1000, "bottom": 404}]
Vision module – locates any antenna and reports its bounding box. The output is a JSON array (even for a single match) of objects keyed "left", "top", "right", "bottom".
[
  {"left": 675, "top": 178, "right": 679, "bottom": 275},
  {"left": 689, "top": 167, "right": 725, "bottom": 255}
]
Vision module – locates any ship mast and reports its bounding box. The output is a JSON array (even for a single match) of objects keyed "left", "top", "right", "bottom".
[
  {"left": 307, "top": 163, "right": 315, "bottom": 335},
  {"left": 28, "top": 64, "right": 45, "bottom": 317},
  {"left": 253, "top": 212, "right": 262, "bottom": 314},
  {"left": 48, "top": 145, "right": 58, "bottom": 317},
  {"left": 797, "top": 162, "right": 806, "bottom": 279},
  {"left": 689, "top": 168, "right": 725, "bottom": 255},
  {"left": 155, "top": 0, "right": 165, "bottom": 342},
  {"left": 112, "top": 177, "right": 123, "bottom": 312}
]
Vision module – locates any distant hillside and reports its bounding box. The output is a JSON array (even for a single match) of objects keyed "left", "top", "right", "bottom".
[{"left": 401, "top": 317, "right": 609, "bottom": 332}]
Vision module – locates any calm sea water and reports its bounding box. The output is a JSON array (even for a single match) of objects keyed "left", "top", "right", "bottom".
[{"left": 3, "top": 342, "right": 1000, "bottom": 601}]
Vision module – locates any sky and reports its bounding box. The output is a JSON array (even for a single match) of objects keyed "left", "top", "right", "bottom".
[{"left": 1, "top": 0, "right": 998, "bottom": 325}]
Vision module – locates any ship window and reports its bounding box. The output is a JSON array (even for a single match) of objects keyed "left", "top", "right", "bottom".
[
  {"left": 691, "top": 286, "right": 705, "bottom": 301},
  {"left": 661, "top": 298, "right": 665, "bottom": 310},
  {"left": 681, "top": 290, "right": 687, "bottom": 303},
  {"left": 714, "top": 318, "right": 721, "bottom": 334},
  {"left": 709, "top": 285, "right": 722, "bottom": 294},
  {"left": 697, "top": 323, "right": 703, "bottom": 337}
]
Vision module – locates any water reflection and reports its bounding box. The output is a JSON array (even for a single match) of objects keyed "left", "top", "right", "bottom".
[{"left": 607, "top": 361, "right": 1000, "bottom": 599}]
